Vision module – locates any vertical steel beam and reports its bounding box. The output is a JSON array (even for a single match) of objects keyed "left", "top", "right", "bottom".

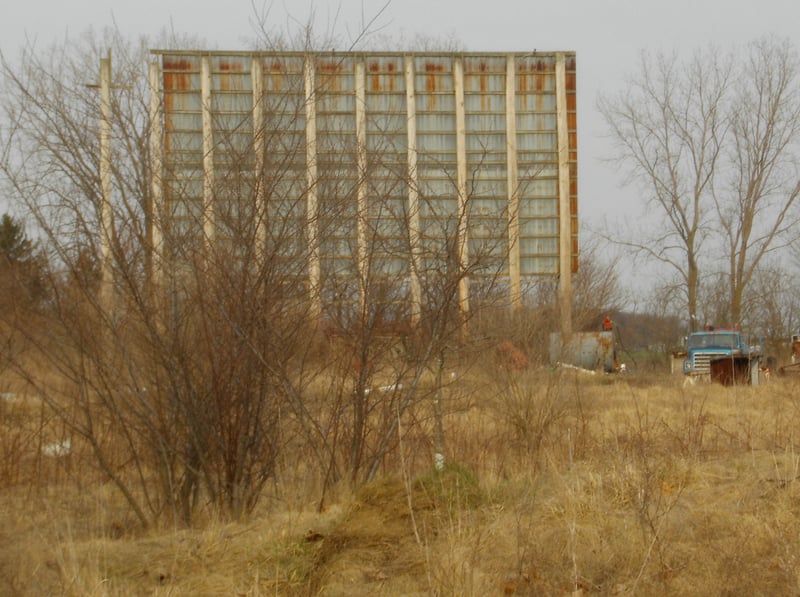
[
  {"left": 201, "top": 55, "right": 215, "bottom": 253},
  {"left": 304, "top": 55, "right": 321, "bottom": 318},
  {"left": 405, "top": 56, "right": 422, "bottom": 327},
  {"left": 506, "top": 54, "right": 521, "bottom": 309},
  {"left": 355, "top": 60, "right": 368, "bottom": 317},
  {"left": 556, "top": 52, "right": 573, "bottom": 338},
  {"left": 148, "top": 59, "right": 164, "bottom": 290},
  {"left": 454, "top": 57, "right": 470, "bottom": 331}
]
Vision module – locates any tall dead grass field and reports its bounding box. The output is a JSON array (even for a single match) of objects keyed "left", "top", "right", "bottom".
[{"left": 2, "top": 367, "right": 800, "bottom": 595}]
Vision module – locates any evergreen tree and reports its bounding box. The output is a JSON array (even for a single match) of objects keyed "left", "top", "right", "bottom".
[
  {"left": 0, "top": 213, "right": 46, "bottom": 306},
  {"left": 0, "top": 213, "right": 33, "bottom": 265}
]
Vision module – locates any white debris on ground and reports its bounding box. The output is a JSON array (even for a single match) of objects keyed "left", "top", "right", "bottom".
[
  {"left": 42, "top": 438, "right": 71, "bottom": 457},
  {"left": 555, "top": 362, "right": 597, "bottom": 375}
]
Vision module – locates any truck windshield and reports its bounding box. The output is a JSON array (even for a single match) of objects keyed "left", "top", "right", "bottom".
[{"left": 688, "top": 333, "right": 739, "bottom": 350}]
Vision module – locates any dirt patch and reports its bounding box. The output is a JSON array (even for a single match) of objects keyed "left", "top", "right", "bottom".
[
  {"left": 304, "top": 477, "right": 426, "bottom": 596},
  {"left": 306, "top": 468, "right": 483, "bottom": 596}
]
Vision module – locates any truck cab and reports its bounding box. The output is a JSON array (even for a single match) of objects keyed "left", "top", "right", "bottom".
[{"left": 683, "top": 329, "right": 762, "bottom": 384}]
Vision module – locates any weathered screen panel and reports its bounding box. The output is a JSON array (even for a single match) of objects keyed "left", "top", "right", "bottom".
[{"left": 152, "top": 49, "right": 578, "bottom": 306}]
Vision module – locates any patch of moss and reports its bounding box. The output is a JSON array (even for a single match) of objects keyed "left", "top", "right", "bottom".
[{"left": 414, "top": 463, "right": 484, "bottom": 510}]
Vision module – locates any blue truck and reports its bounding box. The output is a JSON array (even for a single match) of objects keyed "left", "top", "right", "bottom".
[{"left": 683, "top": 328, "right": 762, "bottom": 385}]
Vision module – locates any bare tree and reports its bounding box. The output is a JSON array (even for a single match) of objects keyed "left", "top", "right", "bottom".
[
  {"left": 0, "top": 30, "right": 298, "bottom": 526},
  {"left": 601, "top": 38, "right": 800, "bottom": 331},
  {"left": 517, "top": 237, "right": 623, "bottom": 333},
  {"left": 716, "top": 37, "right": 800, "bottom": 326},
  {"left": 744, "top": 262, "right": 800, "bottom": 354},
  {"left": 598, "top": 47, "right": 731, "bottom": 332}
]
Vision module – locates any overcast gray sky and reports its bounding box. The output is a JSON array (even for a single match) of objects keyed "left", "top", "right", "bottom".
[{"left": 3, "top": 0, "right": 799, "bottom": 293}]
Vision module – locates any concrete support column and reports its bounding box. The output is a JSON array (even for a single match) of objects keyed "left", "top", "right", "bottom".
[
  {"left": 453, "top": 57, "right": 470, "bottom": 334},
  {"left": 252, "top": 56, "right": 267, "bottom": 262},
  {"left": 355, "top": 60, "right": 369, "bottom": 317},
  {"left": 556, "top": 52, "right": 573, "bottom": 339},
  {"left": 201, "top": 55, "right": 215, "bottom": 254},
  {"left": 99, "top": 52, "right": 114, "bottom": 306},
  {"left": 505, "top": 53, "right": 521, "bottom": 309},
  {"left": 304, "top": 55, "right": 322, "bottom": 319},
  {"left": 404, "top": 55, "right": 422, "bottom": 327},
  {"left": 148, "top": 59, "right": 164, "bottom": 290}
]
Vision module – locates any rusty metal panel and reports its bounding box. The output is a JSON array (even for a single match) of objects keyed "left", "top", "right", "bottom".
[
  {"left": 316, "top": 56, "right": 355, "bottom": 91},
  {"left": 414, "top": 56, "right": 454, "bottom": 95},
  {"left": 161, "top": 54, "right": 205, "bottom": 246},
  {"left": 559, "top": 54, "right": 579, "bottom": 274},
  {"left": 365, "top": 55, "right": 404, "bottom": 93},
  {"left": 710, "top": 357, "right": 756, "bottom": 386},
  {"left": 550, "top": 332, "right": 616, "bottom": 371}
]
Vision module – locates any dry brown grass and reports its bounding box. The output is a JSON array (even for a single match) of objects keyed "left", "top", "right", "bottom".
[{"left": 3, "top": 367, "right": 800, "bottom": 595}]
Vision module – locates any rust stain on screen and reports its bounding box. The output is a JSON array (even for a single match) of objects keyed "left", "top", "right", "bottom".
[
  {"left": 318, "top": 60, "right": 344, "bottom": 92},
  {"left": 162, "top": 57, "right": 193, "bottom": 111},
  {"left": 162, "top": 58, "right": 194, "bottom": 71},
  {"left": 387, "top": 61, "right": 396, "bottom": 92},
  {"left": 217, "top": 59, "right": 243, "bottom": 92},
  {"left": 217, "top": 60, "right": 242, "bottom": 72},
  {"left": 369, "top": 60, "right": 380, "bottom": 92},
  {"left": 265, "top": 60, "right": 286, "bottom": 91},
  {"left": 163, "top": 72, "right": 192, "bottom": 91},
  {"left": 425, "top": 62, "right": 443, "bottom": 92},
  {"left": 565, "top": 73, "right": 576, "bottom": 92},
  {"left": 162, "top": 74, "right": 192, "bottom": 113},
  {"left": 424, "top": 62, "right": 443, "bottom": 111},
  {"left": 318, "top": 61, "right": 343, "bottom": 73},
  {"left": 478, "top": 61, "right": 488, "bottom": 91},
  {"left": 367, "top": 60, "right": 397, "bottom": 93},
  {"left": 567, "top": 112, "right": 577, "bottom": 129}
]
